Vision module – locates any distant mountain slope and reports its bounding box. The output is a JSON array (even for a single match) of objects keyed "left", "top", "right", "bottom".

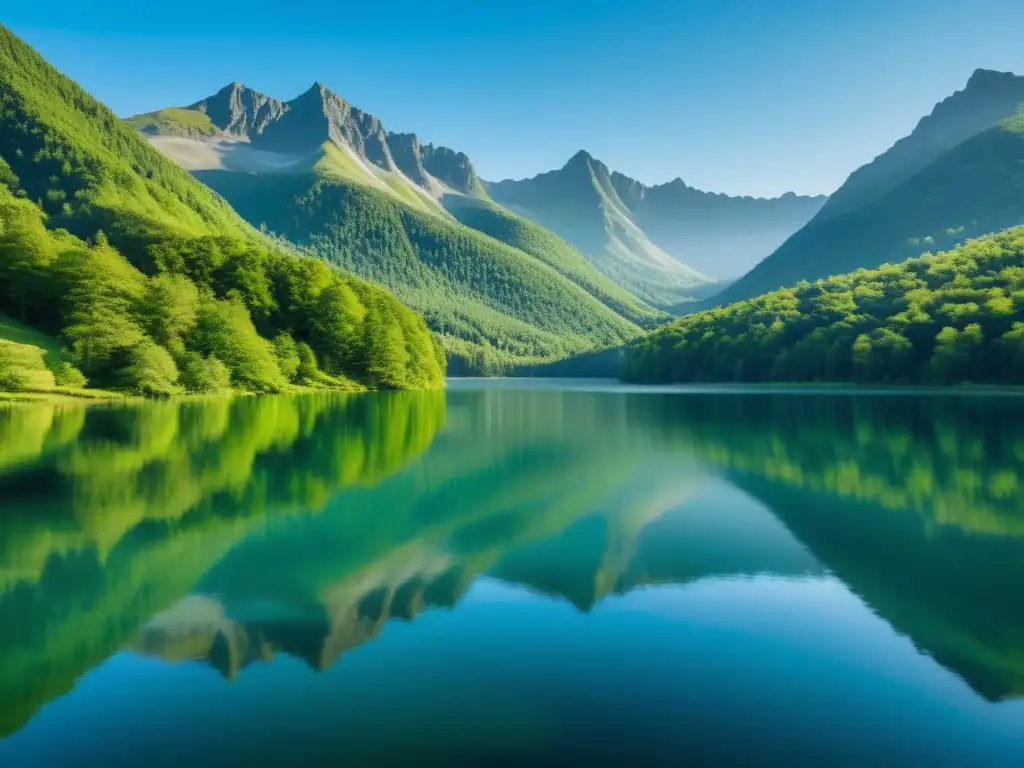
[
  {"left": 131, "top": 84, "right": 652, "bottom": 370},
  {"left": 614, "top": 177, "right": 826, "bottom": 280},
  {"left": 486, "top": 151, "right": 823, "bottom": 302},
  {"left": 703, "top": 69, "right": 1024, "bottom": 309},
  {"left": 817, "top": 69, "right": 1024, "bottom": 223},
  {"left": 441, "top": 194, "right": 665, "bottom": 326},
  {"left": 486, "top": 151, "right": 717, "bottom": 307}
]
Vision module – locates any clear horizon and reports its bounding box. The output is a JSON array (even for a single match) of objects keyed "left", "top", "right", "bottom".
[{"left": 5, "top": 0, "right": 1024, "bottom": 197}]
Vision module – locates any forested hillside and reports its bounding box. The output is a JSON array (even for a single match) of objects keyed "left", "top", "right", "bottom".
[
  {"left": 0, "top": 26, "right": 444, "bottom": 395},
  {"left": 623, "top": 227, "right": 1024, "bottom": 385},
  {"left": 132, "top": 84, "right": 654, "bottom": 371},
  {"left": 196, "top": 171, "right": 642, "bottom": 373},
  {"left": 441, "top": 194, "right": 664, "bottom": 327}
]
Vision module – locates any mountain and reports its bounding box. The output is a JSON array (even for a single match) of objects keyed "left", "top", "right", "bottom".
[
  {"left": 0, "top": 26, "right": 445, "bottom": 394},
  {"left": 131, "top": 84, "right": 657, "bottom": 371},
  {"left": 486, "top": 151, "right": 717, "bottom": 307},
  {"left": 623, "top": 226, "right": 1024, "bottom": 385},
  {"left": 612, "top": 176, "right": 826, "bottom": 279},
  {"left": 817, "top": 69, "right": 1024, "bottom": 222},
  {"left": 704, "top": 69, "right": 1024, "bottom": 308},
  {"left": 485, "top": 151, "right": 825, "bottom": 302}
]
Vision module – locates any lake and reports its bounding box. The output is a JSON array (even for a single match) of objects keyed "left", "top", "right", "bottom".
[{"left": 1, "top": 380, "right": 1023, "bottom": 766}]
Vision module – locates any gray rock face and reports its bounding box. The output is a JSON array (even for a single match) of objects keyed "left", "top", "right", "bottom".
[
  {"left": 188, "top": 82, "right": 289, "bottom": 139},
  {"left": 386, "top": 132, "right": 431, "bottom": 188},
  {"left": 420, "top": 143, "right": 481, "bottom": 195},
  {"left": 187, "top": 81, "right": 480, "bottom": 192}
]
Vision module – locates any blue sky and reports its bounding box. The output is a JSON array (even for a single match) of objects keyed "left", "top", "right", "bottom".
[{"left": 5, "top": 0, "right": 1024, "bottom": 196}]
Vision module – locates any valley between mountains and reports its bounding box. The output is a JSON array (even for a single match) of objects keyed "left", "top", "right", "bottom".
[{"left": 127, "top": 79, "right": 825, "bottom": 372}]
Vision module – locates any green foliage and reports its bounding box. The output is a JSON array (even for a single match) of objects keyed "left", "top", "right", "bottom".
[
  {"left": 49, "top": 361, "right": 86, "bottom": 388},
  {"left": 624, "top": 227, "right": 1024, "bottom": 385},
  {"left": 295, "top": 341, "right": 319, "bottom": 383},
  {"left": 0, "top": 340, "right": 54, "bottom": 391},
  {"left": 0, "top": 25, "right": 249, "bottom": 251},
  {"left": 121, "top": 340, "right": 180, "bottom": 397},
  {"left": 272, "top": 332, "right": 301, "bottom": 382},
  {"left": 196, "top": 171, "right": 640, "bottom": 372},
  {"left": 443, "top": 196, "right": 664, "bottom": 327},
  {"left": 178, "top": 352, "right": 231, "bottom": 393},
  {"left": 0, "top": 26, "right": 445, "bottom": 395},
  {"left": 124, "top": 108, "right": 219, "bottom": 137},
  {"left": 188, "top": 298, "right": 284, "bottom": 394},
  {"left": 0, "top": 343, "right": 30, "bottom": 391}
]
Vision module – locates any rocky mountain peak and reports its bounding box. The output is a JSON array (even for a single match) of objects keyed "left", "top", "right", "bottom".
[
  {"left": 814, "top": 67, "right": 1024, "bottom": 222},
  {"left": 564, "top": 149, "right": 604, "bottom": 174},
  {"left": 965, "top": 68, "right": 1020, "bottom": 90},
  {"left": 421, "top": 142, "right": 481, "bottom": 195},
  {"left": 188, "top": 82, "right": 288, "bottom": 139}
]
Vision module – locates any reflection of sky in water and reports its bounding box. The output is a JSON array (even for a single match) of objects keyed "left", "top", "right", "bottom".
[{"left": 3, "top": 387, "right": 1024, "bottom": 765}]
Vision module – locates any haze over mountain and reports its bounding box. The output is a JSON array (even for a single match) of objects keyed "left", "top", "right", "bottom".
[
  {"left": 611, "top": 176, "right": 826, "bottom": 280},
  {"left": 485, "top": 151, "right": 716, "bottom": 306},
  {"left": 703, "top": 68, "right": 1024, "bottom": 309},
  {"left": 488, "top": 152, "right": 826, "bottom": 292},
  {"left": 131, "top": 79, "right": 823, "bottom": 321}
]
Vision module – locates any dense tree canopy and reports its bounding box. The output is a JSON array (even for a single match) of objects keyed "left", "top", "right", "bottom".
[
  {"left": 0, "top": 25, "right": 444, "bottom": 394},
  {"left": 442, "top": 196, "right": 664, "bottom": 327},
  {"left": 197, "top": 171, "right": 642, "bottom": 374},
  {"left": 0, "top": 185, "right": 444, "bottom": 394},
  {"left": 623, "top": 227, "right": 1024, "bottom": 385}
]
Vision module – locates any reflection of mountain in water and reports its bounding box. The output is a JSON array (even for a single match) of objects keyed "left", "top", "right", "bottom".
[
  {"left": 4, "top": 386, "right": 1024, "bottom": 737},
  {"left": 733, "top": 473, "right": 1024, "bottom": 701},
  {"left": 0, "top": 391, "right": 446, "bottom": 736},
  {"left": 133, "top": 476, "right": 819, "bottom": 677}
]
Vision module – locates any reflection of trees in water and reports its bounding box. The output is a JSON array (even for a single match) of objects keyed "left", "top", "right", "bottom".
[
  {"left": 0, "top": 391, "right": 445, "bottom": 736},
  {"left": 627, "top": 392, "right": 1024, "bottom": 536},
  {"left": 4, "top": 389, "right": 1024, "bottom": 737},
  {"left": 733, "top": 474, "right": 1024, "bottom": 702},
  {"left": 620, "top": 391, "right": 1024, "bottom": 701}
]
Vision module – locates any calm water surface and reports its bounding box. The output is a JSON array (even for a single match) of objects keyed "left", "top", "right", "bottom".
[{"left": 1, "top": 381, "right": 1023, "bottom": 766}]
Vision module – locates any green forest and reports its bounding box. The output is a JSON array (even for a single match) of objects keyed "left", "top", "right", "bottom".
[
  {"left": 197, "top": 171, "right": 643, "bottom": 375},
  {"left": 623, "top": 227, "right": 1024, "bottom": 385},
  {"left": 0, "top": 25, "right": 444, "bottom": 395},
  {"left": 441, "top": 195, "right": 665, "bottom": 327},
  {"left": 0, "top": 390, "right": 445, "bottom": 734}
]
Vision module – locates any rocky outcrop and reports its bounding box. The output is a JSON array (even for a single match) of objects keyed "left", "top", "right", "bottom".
[{"left": 188, "top": 82, "right": 288, "bottom": 140}]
